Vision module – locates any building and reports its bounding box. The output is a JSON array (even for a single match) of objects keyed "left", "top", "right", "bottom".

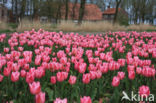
[
  {"left": 0, "top": 3, "right": 8, "bottom": 22},
  {"left": 61, "top": 3, "right": 103, "bottom": 21},
  {"left": 102, "top": 7, "right": 128, "bottom": 23}
]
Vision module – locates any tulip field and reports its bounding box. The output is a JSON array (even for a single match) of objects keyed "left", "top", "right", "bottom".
[{"left": 0, "top": 29, "right": 156, "bottom": 103}]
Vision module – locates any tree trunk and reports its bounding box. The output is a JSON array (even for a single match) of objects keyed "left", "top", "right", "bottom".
[
  {"left": 72, "top": 0, "right": 78, "bottom": 20},
  {"left": 56, "top": 1, "right": 62, "bottom": 24},
  {"left": 11, "top": 0, "right": 14, "bottom": 12},
  {"left": 20, "top": 0, "right": 26, "bottom": 18},
  {"left": 65, "top": 0, "right": 69, "bottom": 20},
  {"left": 33, "top": 0, "right": 39, "bottom": 20},
  {"left": 134, "top": 12, "right": 138, "bottom": 24},
  {"left": 113, "top": 0, "right": 122, "bottom": 24},
  {"left": 15, "top": 0, "right": 18, "bottom": 22},
  {"left": 78, "top": 0, "right": 86, "bottom": 24}
]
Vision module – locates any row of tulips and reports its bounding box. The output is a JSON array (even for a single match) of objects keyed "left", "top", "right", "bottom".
[{"left": 0, "top": 29, "right": 156, "bottom": 103}]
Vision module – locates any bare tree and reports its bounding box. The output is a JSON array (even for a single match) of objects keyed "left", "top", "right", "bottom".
[
  {"left": 56, "top": 0, "right": 64, "bottom": 23},
  {"left": 78, "top": 0, "right": 86, "bottom": 24},
  {"left": 72, "top": 0, "right": 78, "bottom": 20},
  {"left": 131, "top": 0, "right": 140, "bottom": 24},
  {"left": 20, "top": 0, "right": 26, "bottom": 18},
  {"left": 65, "top": 0, "right": 69, "bottom": 20},
  {"left": 139, "top": 0, "right": 155, "bottom": 23},
  {"left": 113, "top": 0, "right": 122, "bottom": 24},
  {"left": 32, "top": 0, "right": 40, "bottom": 20}
]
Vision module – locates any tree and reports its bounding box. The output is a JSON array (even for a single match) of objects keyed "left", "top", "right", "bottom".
[
  {"left": 78, "top": 0, "right": 86, "bottom": 24},
  {"left": 139, "top": 0, "right": 155, "bottom": 23},
  {"left": 65, "top": 0, "right": 69, "bottom": 20},
  {"left": 56, "top": 0, "right": 64, "bottom": 23},
  {"left": 113, "top": 0, "right": 122, "bottom": 24},
  {"left": 72, "top": 0, "right": 78, "bottom": 20},
  {"left": 89, "top": 0, "right": 106, "bottom": 11},
  {"left": 131, "top": 0, "right": 140, "bottom": 24},
  {"left": 32, "top": 0, "right": 40, "bottom": 20},
  {"left": 20, "top": 0, "right": 26, "bottom": 18}
]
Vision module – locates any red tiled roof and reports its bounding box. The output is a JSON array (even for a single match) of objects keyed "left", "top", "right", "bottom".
[
  {"left": 61, "top": 3, "right": 102, "bottom": 21},
  {"left": 103, "top": 8, "right": 121, "bottom": 15}
]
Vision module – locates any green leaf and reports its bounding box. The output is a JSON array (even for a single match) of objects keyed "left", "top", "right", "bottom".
[
  {"left": 45, "top": 88, "right": 54, "bottom": 102},
  {"left": 91, "top": 88, "right": 97, "bottom": 100}
]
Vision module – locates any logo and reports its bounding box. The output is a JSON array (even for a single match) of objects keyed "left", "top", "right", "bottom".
[{"left": 121, "top": 91, "right": 154, "bottom": 102}]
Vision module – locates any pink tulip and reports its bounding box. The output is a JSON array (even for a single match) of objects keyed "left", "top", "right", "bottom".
[
  {"left": 127, "top": 65, "right": 135, "bottom": 72},
  {"left": 89, "top": 71, "right": 97, "bottom": 80},
  {"left": 50, "top": 76, "right": 56, "bottom": 84},
  {"left": 21, "top": 70, "right": 26, "bottom": 77},
  {"left": 78, "top": 63, "right": 87, "bottom": 74},
  {"left": 117, "top": 72, "right": 125, "bottom": 80},
  {"left": 4, "top": 48, "right": 9, "bottom": 53},
  {"left": 80, "top": 96, "right": 92, "bottom": 103},
  {"left": 35, "top": 92, "right": 45, "bottom": 103},
  {"left": 26, "top": 72, "right": 35, "bottom": 83},
  {"left": 18, "top": 47, "right": 24, "bottom": 52},
  {"left": 54, "top": 98, "right": 68, "bottom": 103},
  {"left": 139, "top": 85, "right": 150, "bottom": 98},
  {"left": 11, "top": 71, "right": 20, "bottom": 82},
  {"left": 136, "top": 67, "right": 142, "bottom": 74},
  {"left": 60, "top": 57, "right": 67, "bottom": 65},
  {"left": 35, "top": 69, "right": 44, "bottom": 79},
  {"left": 96, "top": 71, "right": 102, "bottom": 79},
  {"left": 112, "top": 76, "right": 120, "bottom": 87},
  {"left": 29, "top": 81, "right": 41, "bottom": 95},
  {"left": 128, "top": 71, "right": 135, "bottom": 80},
  {"left": 57, "top": 72, "right": 68, "bottom": 82},
  {"left": 82, "top": 73, "right": 90, "bottom": 84},
  {"left": 68, "top": 75, "right": 77, "bottom": 85},
  {"left": 3, "top": 68, "right": 11, "bottom": 76}
]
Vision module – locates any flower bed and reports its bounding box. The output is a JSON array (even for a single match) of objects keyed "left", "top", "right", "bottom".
[{"left": 0, "top": 30, "right": 156, "bottom": 103}]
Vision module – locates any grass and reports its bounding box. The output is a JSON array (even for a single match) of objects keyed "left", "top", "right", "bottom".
[
  {"left": 0, "top": 21, "right": 11, "bottom": 30},
  {"left": 16, "top": 19, "right": 57, "bottom": 32},
  {"left": 0, "top": 20, "right": 156, "bottom": 33},
  {"left": 127, "top": 24, "right": 156, "bottom": 32},
  {"left": 0, "top": 30, "right": 15, "bottom": 34},
  {"left": 57, "top": 21, "right": 127, "bottom": 32},
  {"left": 0, "top": 21, "right": 17, "bottom": 33}
]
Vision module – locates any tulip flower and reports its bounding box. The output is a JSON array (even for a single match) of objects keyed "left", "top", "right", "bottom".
[
  {"left": 50, "top": 76, "right": 56, "bottom": 84},
  {"left": 82, "top": 73, "right": 90, "bottom": 84},
  {"left": 128, "top": 70, "right": 135, "bottom": 80},
  {"left": 139, "top": 85, "right": 150, "bottom": 98},
  {"left": 68, "top": 75, "right": 77, "bottom": 85},
  {"left": 54, "top": 98, "right": 68, "bottom": 103},
  {"left": 80, "top": 96, "right": 92, "bottom": 103},
  {"left": 11, "top": 71, "right": 20, "bottom": 82},
  {"left": 112, "top": 76, "right": 120, "bottom": 87},
  {"left": 29, "top": 81, "right": 41, "bottom": 95},
  {"left": 35, "top": 92, "right": 45, "bottom": 103},
  {"left": 78, "top": 63, "right": 87, "bottom": 74},
  {"left": 26, "top": 72, "right": 35, "bottom": 83},
  {"left": 117, "top": 72, "right": 125, "bottom": 80}
]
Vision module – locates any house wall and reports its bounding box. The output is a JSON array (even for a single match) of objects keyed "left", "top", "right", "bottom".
[{"left": 102, "top": 14, "right": 114, "bottom": 21}]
